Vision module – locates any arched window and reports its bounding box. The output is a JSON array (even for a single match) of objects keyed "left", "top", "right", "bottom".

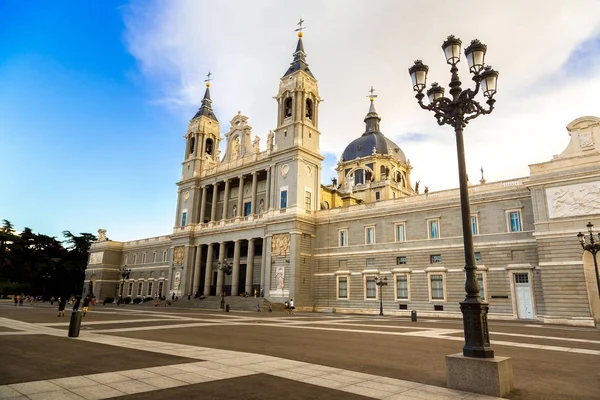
[
  {"left": 284, "top": 98, "right": 293, "bottom": 118},
  {"left": 380, "top": 165, "right": 386, "bottom": 178},
  {"left": 354, "top": 169, "right": 364, "bottom": 185},
  {"left": 306, "top": 99, "right": 313, "bottom": 120},
  {"left": 189, "top": 137, "right": 195, "bottom": 154},
  {"left": 205, "top": 138, "right": 213, "bottom": 155}
]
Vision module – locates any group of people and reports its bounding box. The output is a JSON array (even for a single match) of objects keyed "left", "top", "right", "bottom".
[
  {"left": 13, "top": 294, "right": 42, "bottom": 306},
  {"left": 57, "top": 295, "right": 95, "bottom": 317},
  {"left": 284, "top": 298, "right": 295, "bottom": 314}
]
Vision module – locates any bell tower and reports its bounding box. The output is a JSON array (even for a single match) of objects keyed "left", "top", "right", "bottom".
[
  {"left": 273, "top": 21, "right": 322, "bottom": 155},
  {"left": 175, "top": 74, "right": 220, "bottom": 228}
]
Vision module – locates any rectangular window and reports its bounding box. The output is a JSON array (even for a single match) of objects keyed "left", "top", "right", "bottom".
[
  {"left": 366, "top": 258, "right": 376, "bottom": 267},
  {"left": 477, "top": 273, "right": 486, "bottom": 300},
  {"left": 162, "top": 251, "right": 167, "bottom": 262},
  {"left": 428, "top": 219, "right": 440, "bottom": 239},
  {"left": 137, "top": 282, "right": 143, "bottom": 296},
  {"left": 396, "top": 256, "right": 407, "bottom": 265},
  {"left": 395, "top": 223, "right": 406, "bottom": 242},
  {"left": 152, "top": 252, "right": 157, "bottom": 263},
  {"left": 475, "top": 252, "right": 482, "bottom": 262},
  {"left": 430, "top": 254, "right": 442, "bottom": 264},
  {"left": 127, "top": 282, "right": 133, "bottom": 296},
  {"left": 280, "top": 190, "right": 288, "bottom": 209},
  {"left": 124, "top": 255, "right": 128, "bottom": 265},
  {"left": 181, "top": 211, "right": 187, "bottom": 227},
  {"left": 147, "top": 281, "right": 153, "bottom": 296},
  {"left": 430, "top": 274, "right": 444, "bottom": 300},
  {"left": 133, "top": 254, "right": 137, "bottom": 264},
  {"left": 338, "top": 276, "right": 348, "bottom": 299},
  {"left": 396, "top": 275, "right": 409, "bottom": 300},
  {"left": 375, "top": 191, "right": 380, "bottom": 201},
  {"left": 244, "top": 202, "right": 251, "bottom": 216},
  {"left": 366, "top": 277, "right": 377, "bottom": 299},
  {"left": 158, "top": 281, "right": 164, "bottom": 297},
  {"left": 365, "top": 226, "right": 375, "bottom": 245},
  {"left": 471, "top": 215, "right": 479, "bottom": 236},
  {"left": 142, "top": 253, "right": 146, "bottom": 264},
  {"left": 339, "top": 229, "right": 348, "bottom": 247},
  {"left": 508, "top": 211, "right": 522, "bottom": 232},
  {"left": 305, "top": 190, "right": 312, "bottom": 210}
]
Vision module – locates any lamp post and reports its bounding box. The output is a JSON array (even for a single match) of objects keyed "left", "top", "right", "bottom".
[
  {"left": 409, "top": 35, "right": 499, "bottom": 359},
  {"left": 217, "top": 260, "right": 232, "bottom": 309},
  {"left": 577, "top": 222, "right": 600, "bottom": 298},
  {"left": 119, "top": 266, "right": 131, "bottom": 299},
  {"left": 375, "top": 276, "right": 388, "bottom": 316}
]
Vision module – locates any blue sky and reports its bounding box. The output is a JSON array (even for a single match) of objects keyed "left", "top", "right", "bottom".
[{"left": 2, "top": 1, "right": 599, "bottom": 242}]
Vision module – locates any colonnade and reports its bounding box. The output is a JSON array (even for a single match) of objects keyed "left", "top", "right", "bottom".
[
  {"left": 197, "top": 168, "right": 272, "bottom": 224},
  {"left": 188, "top": 237, "right": 267, "bottom": 297}
]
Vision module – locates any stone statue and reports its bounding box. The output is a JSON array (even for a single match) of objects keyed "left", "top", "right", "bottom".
[
  {"left": 331, "top": 177, "right": 337, "bottom": 187},
  {"left": 424, "top": 186, "right": 429, "bottom": 194},
  {"left": 232, "top": 137, "right": 240, "bottom": 158},
  {"left": 258, "top": 199, "right": 265, "bottom": 213},
  {"left": 253, "top": 135, "right": 260, "bottom": 152},
  {"left": 372, "top": 146, "right": 377, "bottom": 155},
  {"left": 232, "top": 204, "right": 237, "bottom": 217},
  {"left": 215, "top": 148, "right": 222, "bottom": 162},
  {"left": 415, "top": 181, "right": 420, "bottom": 194},
  {"left": 97, "top": 229, "right": 107, "bottom": 242},
  {"left": 275, "top": 265, "right": 285, "bottom": 291},
  {"left": 267, "top": 130, "right": 274, "bottom": 151}
]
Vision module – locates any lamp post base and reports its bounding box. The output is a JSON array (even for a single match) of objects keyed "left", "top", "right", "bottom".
[
  {"left": 460, "top": 298, "right": 494, "bottom": 358},
  {"left": 446, "top": 353, "right": 514, "bottom": 397}
]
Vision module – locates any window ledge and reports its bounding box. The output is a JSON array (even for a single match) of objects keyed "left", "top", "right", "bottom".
[{"left": 425, "top": 266, "right": 447, "bottom": 272}]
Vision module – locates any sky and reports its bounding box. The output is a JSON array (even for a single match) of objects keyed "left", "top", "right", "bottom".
[{"left": 1, "top": 1, "right": 600, "bottom": 242}]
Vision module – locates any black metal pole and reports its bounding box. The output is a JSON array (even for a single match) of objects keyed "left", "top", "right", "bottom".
[
  {"left": 379, "top": 284, "right": 384, "bottom": 316},
  {"left": 455, "top": 124, "right": 494, "bottom": 358},
  {"left": 592, "top": 250, "right": 600, "bottom": 298}
]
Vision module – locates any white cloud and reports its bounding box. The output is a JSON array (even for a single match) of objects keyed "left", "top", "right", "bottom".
[{"left": 123, "top": 0, "right": 600, "bottom": 191}]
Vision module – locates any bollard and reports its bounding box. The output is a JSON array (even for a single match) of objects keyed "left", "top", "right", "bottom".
[
  {"left": 68, "top": 311, "right": 83, "bottom": 337},
  {"left": 411, "top": 310, "right": 417, "bottom": 322},
  {"left": 225, "top": 304, "right": 230, "bottom": 312}
]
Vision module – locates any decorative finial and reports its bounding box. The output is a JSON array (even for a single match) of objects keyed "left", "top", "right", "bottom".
[
  {"left": 367, "top": 86, "right": 378, "bottom": 102},
  {"left": 480, "top": 167, "right": 486, "bottom": 184},
  {"left": 295, "top": 17, "right": 305, "bottom": 37},
  {"left": 204, "top": 71, "right": 212, "bottom": 87}
]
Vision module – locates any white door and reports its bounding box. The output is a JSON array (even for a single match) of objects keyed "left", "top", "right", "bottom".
[{"left": 514, "top": 273, "right": 534, "bottom": 319}]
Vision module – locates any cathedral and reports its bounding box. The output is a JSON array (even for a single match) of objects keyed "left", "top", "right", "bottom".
[{"left": 85, "top": 29, "right": 600, "bottom": 327}]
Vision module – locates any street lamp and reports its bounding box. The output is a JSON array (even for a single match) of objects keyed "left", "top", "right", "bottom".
[
  {"left": 577, "top": 222, "right": 600, "bottom": 298},
  {"left": 375, "top": 276, "right": 388, "bottom": 316},
  {"left": 218, "top": 260, "right": 233, "bottom": 275},
  {"left": 119, "top": 266, "right": 131, "bottom": 298},
  {"left": 409, "top": 35, "right": 499, "bottom": 359}
]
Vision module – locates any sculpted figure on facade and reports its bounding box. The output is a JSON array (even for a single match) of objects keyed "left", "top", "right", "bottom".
[
  {"left": 258, "top": 199, "right": 265, "bottom": 213},
  {"left": 253, "top": 135, "right": 260, "bottom": 152},
  {"left": 173, "top": 246, "right": 185, "bottom": 264},
  {"left": 267, "top": 130, "right": 274, "bottom": 151},
  {"left": 275, "top": 265, "right": 285, "bottom": 291},
  {"left": 548, "top": 182, "right": 600, "bottom": 218},
  {"left": 173, "top": 271, "right": 181, "bottom": 290},
  {"left": 232, "top": 137, "right": 240, "bottom": 158},
  {"left": 97, "top": 229, "right": 107, "bottom": 242},
  {"left": 271, "top": 233, "right": 290, "bottom": 256}
]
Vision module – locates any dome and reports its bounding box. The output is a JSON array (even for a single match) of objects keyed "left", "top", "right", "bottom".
[
  {"left": 342, "top": 133, "right": 406, "bottom": 162},
  {"left": 341, "top": 99, "right": 406, "bottom": 163}
]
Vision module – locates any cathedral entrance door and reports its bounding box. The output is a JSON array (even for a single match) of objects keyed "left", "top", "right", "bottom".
[{"left": 239, "top": 264, "right": 247, "bottom": 295}]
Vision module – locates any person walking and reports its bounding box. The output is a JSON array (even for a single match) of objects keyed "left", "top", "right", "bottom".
[
  {"left": 82, "top": 296, "right": 90, "bottom": 316},
  {"left": 289, "top": 298, "right": 295, "bottom": 315},
  {"left": 57, "top": 297, "right": 67, "bottom": 317}
]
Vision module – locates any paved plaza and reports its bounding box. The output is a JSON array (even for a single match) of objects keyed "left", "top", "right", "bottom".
[{"left": 0, "top": 302, "right": 599, "bottom": 400}]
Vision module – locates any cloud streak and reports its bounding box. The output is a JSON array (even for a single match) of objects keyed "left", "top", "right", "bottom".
[{"left": 122, "top": 0, "right": 600, "bottom": 191}]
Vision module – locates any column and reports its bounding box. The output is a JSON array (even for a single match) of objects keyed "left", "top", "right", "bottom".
[
  {"left": 192, "top": 245, "right": 203, "bottom": 296},
  {"left": 199, "top": 186, "right": 207, "bottom": 224},
  {"left": 231, "top": 240, "right": 241, "bottom": 296},
  {"left": 237, "top": 175, "right": 245, "bottom": 217},
  {"left": 289, "top": 232, "right": 301, "bottom": 301},
  {"left": 216, "top": 242, "right": 225, "bottom": 294},
  {"left": 265, "top": 167, "right": 271, "bottom": 210},
  {"left": 263, "top": 235, "right": 272, "bottom": 297},
  {"left": 250, "top": 172, "right": 258, "bottom": 215},
  {"left": 222, "top": 180, "right": 231, "bottom": 220},
  {"left": 246, "top": 238, "right": 255, "bottom": 295},
  {"left": 260, "top": 238, "right": 267, "bottom": 297},
  {"left": 210, "top": 182, "right": 219, "bottom": 222},
  {"left": 203, "top": 243, "right": 214, "bottom": 296}
]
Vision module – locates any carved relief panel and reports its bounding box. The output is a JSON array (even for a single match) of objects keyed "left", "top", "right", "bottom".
[
  {"left": 173, "top": 246, "right": 185, "bottom": 264},
  {"left": 271, "top": 234, "right": 290, "bottom": 257},
  {"left": 89, "top": 252, "right": 103, "bottom": 265},
  {"left": 546, "top": 181, "right": 600, "bottom": 218}
]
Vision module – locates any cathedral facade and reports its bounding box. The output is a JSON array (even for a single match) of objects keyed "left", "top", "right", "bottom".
[{"left": 85, "top": 32, "right": 600, "bottom": 327}]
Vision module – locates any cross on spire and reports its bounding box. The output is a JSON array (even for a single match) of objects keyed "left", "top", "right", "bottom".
[
  {"left": 367, "top": 86, "right": 378, "bottom": 101},
  {"left": 295, "top": 18, "right": 305, "bottom": 37},
  {"left": 204, "top": 71, "right": 212, "bottom": 87}
]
